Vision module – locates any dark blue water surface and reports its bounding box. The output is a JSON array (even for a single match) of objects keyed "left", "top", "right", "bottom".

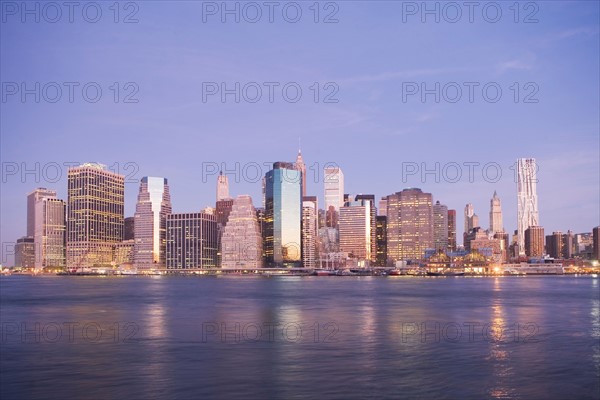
[{"left": 1, "top": 275, "right": 599, "bottom": 399}]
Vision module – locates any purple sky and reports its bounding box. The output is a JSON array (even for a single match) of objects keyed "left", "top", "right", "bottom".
[{"left": 1, "top": 1, "right": 599, "bottom": 265}]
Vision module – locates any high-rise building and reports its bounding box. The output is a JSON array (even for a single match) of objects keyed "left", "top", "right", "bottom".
[
  {"left": 27, "top": 188, "right": 56, "bottom": 237},
  {"left": 593, "top": 227, "right": 600, "bottom": 260},
  {"left": 493, "top": 231, "right": 509, "bottom": 262},
  {"left": 489, "top": 191, "right": 503, "bottom": 233},
  {"left": 221, "top": 195, "right": 263, "bottom": 269},
  {"left": 447, "top": 209, "right": 457, "bottom": 251},
  {"left": 124, "top": 217, "right": 135, "bottom": 240},
  {"left": 433, "top": 201, "right": 448, "bottom": 252},
  {"left": 517, "top": 158, "right": 539, "bottom": 255},
  {"left": 355, "top": 194, "right": 377, "bottom": 262},
  {"left": 166, "top": 212, "right": 217, "bottom": 269},
  {"left": 324, "top": 166, "right": 344, "bottom": 227},
  {"left": 376, "top": 216, "right": 387, "bottom": 266},
  {"left": 301, "top": 196, "right": 318, "bottom": 269},
  {"left": 216, "top": 171, "right": 230, "bottom": 202},
  {"left": 295, "top": 149, "right": 307, "bottom": 197},
  {"left": 15, "top": 237, "right": 35, "bottom": 268},
  {"left": 216, "top": 199, "right": 234, "bottom": 226},
  {"left": 34, "top": 197, "right": 66, "bottom": 269},
  {"left": 265, "top": 162, "right": 302, "bottom": 267},
  {"left": 339, "top": 198, "right": 372, "bottom": 262},
  {"left": 546, "top": 231, "right": 575, "bottom": 259},
  {"left": 66, "top": 163, "right": 124, "bottom": 269},
  {"left": 525, "top": 226, "right": 544, "bottom": 258},
  {"left": 386, "top": 188, "right": 433, "bottom": 262},
  {"left": 378, "top": 198, "right": 388, "bottom": 217},
  {"left": 463, "top": 203, "right": 478, "bottom": 246},
  {"left": 134, "top": 177, "right": 172, "bottom": 270}
]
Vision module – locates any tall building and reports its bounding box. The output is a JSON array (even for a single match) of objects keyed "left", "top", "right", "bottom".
[
  {"left": 433, "top": 201, "right": 448, "bottom": 252},
  {"left": 134, "top": 177, "right": 172, "bottom": 270},
  {"left": 216, "top": 171, "right": 230, "bottom": 202},
  {"left": 386, "top": 188, "right": 433, "bottom": 262},
  {"left": 463, "top": 203, "right": 479, "bottom": 246},
  {"left": 67, "top": 163, "right": 124, "bottom": 268},
  {"left": 546, "top": 231, "right": 575, "bottom": 259},
  {"left": 355, "top": 194, "right": 377, "bottom": 262},
  {"left": 301, "top": 196, "right": 318, "bottom": 268},
  {"left": 265, "top": 162, "right": 302, "bottom": 267},
  {"left": 14, "top": 236, "right": 35, "bottom": 268},
  {"left": 166, "top": 212, "right": 217, "bottom": 269},
  {"left": 124, "top": 217, "right": 135, "bottom": 240},
  {"left": 339, "top": 198, "right": 373, "bottom": 262},
  {"left": 593, "top": 227, "right": 600, "bottom": 260},
  {"left": 376, "top": 216, "right": 387, "bottom": 266},
  {"left": 525, "top": 226, "right": 544, "bottom": 258},
  {"left": 221, "top": 195, "right": 262, "bottom": 269},
  {"left": 489, "top": 191, "right": 503, "bottom": 233},
  {"left": 378, "top": 198, "right": 388, "bottom": 217},
  {"left": 27, "top": 188, "right": 56, "bottom": 236},
  {"left": 447, "top": 209, "right": 457, "bottom": 251},
  {"left": 295, "top": 149, "right": 307, "bottom": 197},
  {"left": 34, "top": 197, "right": 66, "bottom": 269},
  {"left": 517, "top": 158, "right": 539, "bottom": 255},
  {"left": 493, "top": 231, "right": 509, "bottom": 262},
  {"left": 324, "top": 166, "right": 344, "bottom": 227}
]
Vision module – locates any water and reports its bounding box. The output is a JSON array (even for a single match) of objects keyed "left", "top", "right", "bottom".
[{"left": 1, "top": 275, "right": 599, "bottom": 399}]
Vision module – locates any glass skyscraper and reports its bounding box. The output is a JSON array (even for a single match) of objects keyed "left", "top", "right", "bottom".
[
  {"left": 265, "top": 162, "right": 302, "bottom": 267},
  {"left": 134, "top": 177, "right": 172, "bottom": 270}
]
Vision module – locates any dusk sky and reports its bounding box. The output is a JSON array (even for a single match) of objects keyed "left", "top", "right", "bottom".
[{"left": 1, "top": 1, "right": 598, "bottom": 264}]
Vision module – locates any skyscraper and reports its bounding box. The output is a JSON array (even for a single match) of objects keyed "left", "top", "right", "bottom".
[
  {"left": 301, "top": 196, "right": 318, "bottom": 268},
  {"left": 525, "top": 226, "right": 544, "bottom": 258},
  {"left": 339, "top": 197, "right": 372, "bottom": 262},
  {"left": 378, "top": 198, "right": 388, "bottom": 217},
  {"left": 216, "top": 171, "right": 230, "bottom": 202},
  {"left": 34, "top": 197, "right": 66, "bottom": 269},
  {"left": 166, "top": 212, "right": 217, "bottom": 269},
  {"left": 265, "top": 162, "right": 302, "bottom": 267},
  {"left": 355, "top": 194, "right": 377, "bottom": 262},
  {"left": 324, "top": 166, "right": 344, "bottom": 227},
  {"left": 134, "top": 177, "right": 172, "bottom": 270},
  {"left": 464, "top": 203, "right": 474, "bottom": 237},
  {"left": 295, "top": 149, "right": 307, "bottom": 197},
  {"left": 489, "top": 191, "right": 503, "bottom": 233},
  {"left": 517, "top": 158, "right": 539, "bottom": 255},
  {"left": 447, "top": 209, "right": 457, "bottom": 251},
  {"left": 27, "top": 188, "right": 56, "bottom": 237},
  {"left": 376, "top": 216, "right": 387, "bottom": 266},
  {"left": 433, "top": 201, "right": 449, "bottom": 252},
  {"left": 66, "top": 163, "right": 124, "bottom": 269},
  {"left": 221, "top": 195, "right": 263, "bottom": 269},
  {"left": 593, "top": 227, "right": 600, "bottom": 260},
  {"left": 14, "top": 237, "right": 35, "bottom": 268},
  {"left": 386, "top": 188, "right": 433, "bottom": 262}
]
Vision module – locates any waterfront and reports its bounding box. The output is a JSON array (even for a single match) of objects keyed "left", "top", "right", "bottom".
[{"left": 1, "top": 275, "right": 599, "bottom": 399}]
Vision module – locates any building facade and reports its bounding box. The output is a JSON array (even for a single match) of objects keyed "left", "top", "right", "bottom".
[
  {"left": 324, "top": 166, "right": 344, "bottom": 227},
  {"left": 134, "top": 177, "right": 172, "bottom": 270},
  {"left": 265, "top": 162, "right": 302, "bottom": 267},
  {"left": 221, "top": 195, "right": 263, "bottom": 269},
  {"left": 66, "top": 163, "right": 124, "bottom": 268},
  {"left": 433, "top": 201, "right": 448, "bottom": 252},
  {"left": 447, "top": 209, "right": 457, "bottom": 251},
  {"left": 517, "top": 158, "right": 539, "bottom": 255},
  {"left": 386, "top": 188, "right": 433, "bottom": 262},
  {"left": 166, "top": 212, "right": 218, "bottom": 269},
  {"left": 34, "top": 197, "right": 66, "bottom": 269},
  {"left": 301, "top": 197, "right": 318, "bottom": 268},
  {"left": 15, "top": 236, "right": 35, "bottom": 268},
  {"left": 489, "top": 191, "right": 503, "bottom": 233},
  {"left": 525, "top": 225, "right": 544, "bottom": 258},
  {"left": 339, "top": 198, "right": 372, "bottom": 262}
]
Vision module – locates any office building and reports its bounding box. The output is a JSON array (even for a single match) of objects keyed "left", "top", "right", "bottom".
[
  {"left": 433, "top": 201, "right": 448, "bottom": 252},
  {"left": 447, "top": 209, "right": 457, "bottom": 251},
  {"left": 517, "top": 158, "right": 539, "bottom": 255},
  {"left": 166, "top": 212, "right": 218, "bottom": 269},
  {"left": 525, "top": 226, "right": 544, "bottom": 258},
  {"left": 489, "top": 191, "right": 503, "bottom": 233},
  {"left": 221, "top": 195, "right": 262, "bottom": 269},
  {"left": 34, "top": 197, "right": 66, "bottom": 269},
  {"left": 302, "top": 196, "right": 318, "bottom": 268}
]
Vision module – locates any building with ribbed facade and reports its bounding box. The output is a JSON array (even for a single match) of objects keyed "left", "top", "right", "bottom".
[
  {"left": 433, "top": 201, "right": 448, "bottom": 252},
  {"left": 386, "top": 188, "right": 433, "bottom": 262},
  {"left": 339, "top": 197, "right": 373, "bottom": 262},
  {"left": 221, "top": 195, "right": 263, "bottom": 269},
  {"left": 301, "top": 197, "right": 318, "bottom": 268},
  {"left": 34, "top": 197, "right": 66, "bottom": 269},
  {"left": 166, "top": 212, "right": 217, "bottom": 269},
  {"left": 134, "top": 177, "right": 172, "bottom": 270},
  {"left": 517, "top": 158, "right": 539, "bottom": 255},
  {"left": 66, "top": 163, "right": 124, "bottom": 269}
]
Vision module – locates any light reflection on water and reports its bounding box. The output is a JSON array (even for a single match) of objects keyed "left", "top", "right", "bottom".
[{"left": 1, "top": 275, "right": 599, "bottom": 399}]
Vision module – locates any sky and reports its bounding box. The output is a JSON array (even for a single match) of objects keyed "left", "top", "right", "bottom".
[{"left": 1, "top": 1, "right": 599, "bottom": 265}]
